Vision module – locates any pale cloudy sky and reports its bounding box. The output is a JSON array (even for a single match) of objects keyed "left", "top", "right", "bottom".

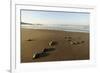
[{"left": 21, "top": 10, "right": 89, "bottom": 25}]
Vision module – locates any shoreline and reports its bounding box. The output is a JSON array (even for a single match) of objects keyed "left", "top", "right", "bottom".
[{"left": 21, "top": 24, "right": 89, "bottom": 33}]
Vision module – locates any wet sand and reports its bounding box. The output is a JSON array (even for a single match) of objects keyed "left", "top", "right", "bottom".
[{"left": 21, "top": 28, "right": 89, "bottom": 63}]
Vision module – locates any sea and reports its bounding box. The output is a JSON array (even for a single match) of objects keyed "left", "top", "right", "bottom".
[{"left": 21, "top": 23, "right": 89, "bottom": 33}]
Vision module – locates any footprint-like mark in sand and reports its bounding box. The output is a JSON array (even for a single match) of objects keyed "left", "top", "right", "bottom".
[
  {"left": 64, "top": 36, "right": 85, "bottom": 45},
  {"left": 26, "top": 38, "right": 35, "bottom": 41}
]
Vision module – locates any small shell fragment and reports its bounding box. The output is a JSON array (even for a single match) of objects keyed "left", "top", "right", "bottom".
[
  {"left": 49, "top": 41, "right": 58, "bottom": 46},
  {"left": 70, "top": 41, "right": 78, "bottom": 45},
  {"left": 32, "top": 54, "right": 36, "bottom": 59}
]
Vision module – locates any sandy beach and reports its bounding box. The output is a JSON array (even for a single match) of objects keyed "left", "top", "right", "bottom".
[{"left": 21, "top": 28, "right": 89, "bottom": 63}]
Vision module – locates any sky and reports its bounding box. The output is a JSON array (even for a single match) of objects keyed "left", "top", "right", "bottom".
[{"left": 21, "top": 10, "right": 90, "bottom": 25}]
